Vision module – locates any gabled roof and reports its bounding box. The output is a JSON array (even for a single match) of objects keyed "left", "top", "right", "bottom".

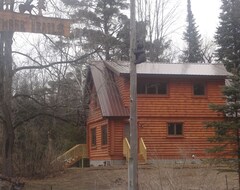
[
  {"left": 105, "top": 61, "right": 231, "bottom": 77},
  {"left": 89, "top": 61, "right": 230, "bottom": 117},
  {"left": 90, "top": 61, "right": 129, "bottom": 117}
]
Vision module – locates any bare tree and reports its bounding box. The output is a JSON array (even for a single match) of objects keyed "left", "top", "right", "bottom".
[
  {"left": 136, "top": 0, "right": 181, "bottom": 62},
  {"left": 0, "top": 1, "right": 97, "bottom": 176},
  {"left": 201, "top": 37, "right": 217, "bottom": 63}
]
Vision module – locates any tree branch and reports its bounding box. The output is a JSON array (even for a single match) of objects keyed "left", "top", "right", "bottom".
[
  {"left": 13, "top": 94, "right": 47, "bottom": 108},
  {"left": 12, "top": 48, "right": 100, "bottom": 73},
  {"left": 13, "top": 112, "right": 75, "bottom": 129},
  {"left": 43, "top": 34, "right": 74, "bottom": 60}
]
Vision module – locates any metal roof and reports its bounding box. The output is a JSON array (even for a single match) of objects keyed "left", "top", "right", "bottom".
[
  {"left": 89, "top": 61, "right": 230, "bottom": 117},
  {"left": 90, "top": 61, "right": 129, "bottom": 117},
  {"left": 105, "top": 61, "right": 231, "bottom": 77}
]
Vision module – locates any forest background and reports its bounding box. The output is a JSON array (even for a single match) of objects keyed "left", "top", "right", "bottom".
[{"left": 0, "top": 0, "right": 238, "bottom": 180}]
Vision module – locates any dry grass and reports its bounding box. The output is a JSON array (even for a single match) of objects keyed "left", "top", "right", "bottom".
[{"left": 24, "top": 162, "right": 239, "bottom": 190}]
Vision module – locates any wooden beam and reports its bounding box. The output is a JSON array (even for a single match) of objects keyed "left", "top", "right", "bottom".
[{"left": 0, "top": 11, "right": 72, "bottom": 37}]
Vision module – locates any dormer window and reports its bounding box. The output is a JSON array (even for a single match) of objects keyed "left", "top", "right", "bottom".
[{"left": 137, "top": 82, "right": 168, "bottom": 95}]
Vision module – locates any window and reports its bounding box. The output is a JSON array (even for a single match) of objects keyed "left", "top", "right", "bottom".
[
  {"left": 137, "top": 82, "right": 168, "bottom": 95},
  {"left": 193, "top": 83, "right": 205, "bottom": 96},
  {"left": 101, "top": 125, "right": 108, "bottom": 145},
  {"left": 167, "top": 123, "right": 183, "bottom": 136},
  {"left": 91, "top": 128, "right": 96, "bottom": 146}
]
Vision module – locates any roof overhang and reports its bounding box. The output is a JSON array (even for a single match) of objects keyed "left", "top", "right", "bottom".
[{"left": 104, "top": 61, "right": 232, "bottom": 78}]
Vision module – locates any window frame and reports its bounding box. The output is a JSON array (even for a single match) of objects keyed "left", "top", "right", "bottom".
[
  {"left": 91, "top": 128, "right": 97, "bottom": 147},
  {"left": 101, "top": 125, "right": 108, "bottom": 146},
  {"left": 167, "top": 122, "right": 184, "bottom": 137},
  {"left": 193, "top": 82, "right": 206, "bottom": 96},
  {"left": 137, "top": 81, "right": 168, "bottom": 95}
]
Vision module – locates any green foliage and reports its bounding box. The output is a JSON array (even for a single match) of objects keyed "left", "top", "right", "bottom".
[
  {"left": 117, "top": 20, "right": 147, "bottom": 61},
  {"left": 215, "top": 0, "right": 240, "bottom": 72},
  {"left": 147, "top": 38, "right": 172, "bottom": 62},
  {"left": 182, "top": 0, "right": 203, "bottom": 63},
  {"left": 206, "top": 73, "right": 240, "bottom": 174},
  {"left": 62, "top": 0, "right": 175, "bottom": 62},
  {"left": 117, "top": 18, "right": 172, "bottom": 62},
  {"left": 205, "top": 1, "right": 240, "bottom": 181},
  {"left": 62, "top": 0, "right": 129, "bottom": 60}
]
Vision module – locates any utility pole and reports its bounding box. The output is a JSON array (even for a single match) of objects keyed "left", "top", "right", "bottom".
[{"left": 128, "top": 0, "right": 138, "bottom": 189}]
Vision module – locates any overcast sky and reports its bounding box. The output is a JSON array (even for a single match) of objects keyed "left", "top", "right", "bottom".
[
  {"left": 190, "top": 0, "right": 221, "bottom": 38},
  {"left": 167, "top": 0, "right": 222, "bottom": 50}
]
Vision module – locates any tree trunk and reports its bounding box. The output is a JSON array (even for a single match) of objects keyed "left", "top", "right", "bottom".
[
  {"left": 0, "top": 31, "right": 14, "bottom": 177},
  {"left": 2, "top": 121, "right": 14, "bottom": 176}
]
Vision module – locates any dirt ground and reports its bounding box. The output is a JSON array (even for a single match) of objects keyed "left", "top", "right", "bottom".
[{"left": 20, "top": 162, "right": 239, "bottom": 190}]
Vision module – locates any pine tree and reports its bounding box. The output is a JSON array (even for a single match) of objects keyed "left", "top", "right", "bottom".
[
  {"left": 117, "top": 20, "right": 147, "bottom": 61},
  {"left": 182, "top": 0, "right": 203, "bottom": 63},
  {"left": 207, "top": 0, "right": 240, "bottom": 187},
  {"left": 61, "top": 0, "right": 128, "bottom": 61},
  {"left": 206, "top": 73, "right": 240, "bottom": 187},
  {"left": 215, "top": 0, "right": 240, "bottom": 72}
]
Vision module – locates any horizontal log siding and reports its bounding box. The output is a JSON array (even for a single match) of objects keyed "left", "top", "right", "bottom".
[
  {"left": 109, "top": 119, "right": 126, "bottom": 160},
  {"left": 87, "top": 85, "right": 111, "bottom": 161},
  {"left": 87, "top": 84, "right": 127, "bottom": 161},
  {"left": 87, "top": 117, "right": 127, "bottom": 161},
  {"left": 138, "top": 117, "right": 225, "bottom": 159},
  {"left": 87, "top": 75, "right": 228, "bottom": 161},
  {"left": 135, "top": 78, "right": 225, "bottom": 117},
  {"left": 88, "top": 119, "right": 111, "bottom": 160},
  {"left": 87, "top": 107, "right": 103, "bottom": 124},
  {"left": 113, "top": 77, "right": 224, "bottom": 118},
  {"left": 114, "top": 77, "right": 226, "bottom": 159}
]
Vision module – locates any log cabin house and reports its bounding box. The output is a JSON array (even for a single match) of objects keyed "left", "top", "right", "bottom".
[{"left": 86, "top": 61, "right": 231, "bottom": 166}]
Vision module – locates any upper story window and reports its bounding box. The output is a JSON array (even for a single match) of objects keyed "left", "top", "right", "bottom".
[
  {"left": 137, "top": 82, "right": 168, "bottom": 95},
  {"left": 193, "top": 83, "right": 205, "bottom": 96},
  {"left": 167, "top": 123, "right": 183, "bottom": 136}
]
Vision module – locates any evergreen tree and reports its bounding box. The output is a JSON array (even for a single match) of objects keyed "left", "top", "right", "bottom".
[
  {"left": 147, "top": 38, "right": 172, "bottom": 62},
  {"left": 207, "top": 0, "right": 240, "bottom": 187},
  {"left": 61, "top": 0, "right": 128, "bottom": 61},
  {"left": 215, "top": 0, "right": 240, "bottom": 72},
  {"left": 117, "top": 20, "right": 147, "bottom": 61},
  {"left": 117, "top": 18, "right": 172, "bottom": 62},
  {"left": 206, "top": 73, "right": 240, "bottom": 187},
  {"left": 182, "top": 0, "right": 203, "bottom": 63}
]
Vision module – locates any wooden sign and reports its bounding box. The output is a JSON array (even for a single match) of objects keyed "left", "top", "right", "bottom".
[{"left": 0, "top": 11, "right": 72, "bottom": 37}]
